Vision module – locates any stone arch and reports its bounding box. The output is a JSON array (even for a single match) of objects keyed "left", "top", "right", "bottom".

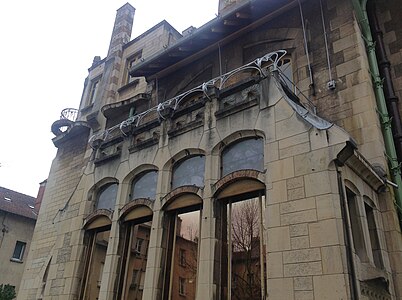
[
  {"left": 213, "top": 169, "right": 266, "bottom": 201},
  {"left": 161, "top": 186, "right": 203, "bottom": 211},
  {"left": 163, "top": 148, "right": 205, "bottom": 172},
  {"left": 122, "top": 164, "right": 158, "bottom": 185},
  {"left": 83, "top": 209, "right": 113, "bottom": 230},
  {"left": 344, "top": 179, "right": 361, "bottom": 196},
  {"left": 211, "top": 130, "right": 265, "bottom": 157},
  {"left": 87, "top": 177, "right": 119, "bottom": 202},
  {"left": 119, "top": 199, "right": 154, "bottom": 223}
]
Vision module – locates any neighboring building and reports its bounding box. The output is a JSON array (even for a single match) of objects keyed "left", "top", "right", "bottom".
[
  {"left": 0, "top": 187, "right": 37, "bottom": 295},
  {"left": 19, "top": 0, "right": 402, "bottom": 299}
]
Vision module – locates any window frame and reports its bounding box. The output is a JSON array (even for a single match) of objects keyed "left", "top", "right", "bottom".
[
  {"left": 171, "top": 155, "right": 206, "bottom": 190},
  {"left": 126, "top": 50, "right": 143, "bottom": 84},
  {"left": 88, "top": 76, "right": 102, "bottom": 105},
  {"left": 221, "top": 137, "right": 264, "bottom": 177},
  {"left": 11, "top": 240, "right": 26, "bottom": 262}
]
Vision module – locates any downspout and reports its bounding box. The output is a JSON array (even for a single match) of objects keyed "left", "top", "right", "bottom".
[
  {"left": 351, "top": 0, "right": 402, "bottom": 229},
  {"left": 367, "top": 2, "right": 402, "bottom": 161}
]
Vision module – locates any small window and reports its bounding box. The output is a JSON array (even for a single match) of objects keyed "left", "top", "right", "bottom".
[
  {"left": 222, "top": 138, "right": 264, "bottom": 177},
  {"left": 96, "top": 183, "right": 118, "bottom": 211},
  {"left": 131, "top": 171, "right": 158, "bottom": 201},
  {"left": 179, "top": 277, "right": 186, "bottom": 296},
  {"left": 127, "top": 51, "right": 142, "bottom": 84},
  {"left": 135, "top": 238, "right": 144, "bottom": 254},
  {"left": 172, "top": 155, "right": 205, "bottom": 189},
  {"left": 89, "top": 77, "right": 101, "bottom": 105},
  {"left": 12, "top": 241, "right": 26, "bottom": 261},
  {"left": 4, "top": 197, "right": 11, "bottom": 202},
  {"left": 179, "top": 249, "right": 186, "bottom": 267}
]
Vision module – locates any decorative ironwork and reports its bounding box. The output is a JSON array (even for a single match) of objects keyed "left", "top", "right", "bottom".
[
  {"left": 60, "top": 108, "right": 78, "bottom": 122},
  {"left": 89, "top": 50, "right": 327, "bottom": 149}
]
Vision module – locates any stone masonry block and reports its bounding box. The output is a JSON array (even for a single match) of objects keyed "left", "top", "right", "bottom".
[
  {"left": 287, "top": 176, "right": 304, "bottom": 189},
  {"left": 294, "top": 276, "right": 313, "bottom": 291},
  {"left": 269, "top": 157, "right": 295, "bottom": 182},
  {"left": 309, "top": 219, "right": 340, "bottom": 247},
  {"left": 283, "top": 261, "right": 322, "bottom": 277},
  {"left": 280, "top": 197, "right": 315, "bottom": 214},
  {"left": 267, "top": 252, "right": 283, "bottom": 278},
  {"left": 304, "top": 172, "right": 332, "bottom": 197},
  {"left": 289, "top": 223, "right": 308, "bottom": 237},
  {"left": 283, "top": 248, "right": 321, "bottom": 264},
  {"left": 313, "top": 274, "right": 348, "bottom": 300},
  {"left": 267, "top": 278, "right": 294, "bottom": 300},
  {"left": 281, "top": 209, "right": 317, "bottom": 225},
  {"left": 295, "top": 291, "right": 314, "bottom": 300},
  {"left": 267, "top": 226, "right": 291, "bottom": 252},
  {"left": 291, "top": 236, "right": 310, "bottom": 249}
]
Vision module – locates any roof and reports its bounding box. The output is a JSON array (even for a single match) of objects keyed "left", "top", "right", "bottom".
[
  {"left": 130, "top": 0, "right": 297, "bottom": 79},
  {"left": 0, "top": 186, "right": 37, "bottom": 220}
]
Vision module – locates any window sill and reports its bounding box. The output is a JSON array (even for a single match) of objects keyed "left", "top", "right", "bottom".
[{"left": 10, "top": 258, "right": 23, "bottom": 263}]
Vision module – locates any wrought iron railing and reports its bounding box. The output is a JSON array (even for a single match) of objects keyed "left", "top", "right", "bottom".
[{"left": 60, "top": 108, "right": 78, "bottom": 122}]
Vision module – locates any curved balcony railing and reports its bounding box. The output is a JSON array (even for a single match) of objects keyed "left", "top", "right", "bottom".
[{"left": 60, "top": 108, "right": 78, "bottom": 122}]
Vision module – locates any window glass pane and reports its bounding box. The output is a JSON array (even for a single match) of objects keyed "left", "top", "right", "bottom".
[
  {"left": 97, "top": 183, "right": 118, "bottom": 210},
  {"left": 222, "top": 138, "right": 264, "bottom": 176},
  {"left": 131, "top": 171, "right": 158, "bottom": 200},
  {"left": 85, "top": 229, "right": 110, "bottom": 299},
  {"left": 220, "top": 196, "right": 266, "bottom": 299},
  {"left": 12, "top": 241, "right": 26, "bottom": 260},
  {"left": 124, "top": 222, "right": 151, "bottom": 300},
  {"left": 278, "top": 59, "right": 293, "bottom": 91},
  {"left": 364, "top": 203, "right": 383, "bottom": 268},
  {"left": 169, "top": 210, "right": 200, "bottom": 299},
  {"left": 172, "top": 156, "right": 205, "bottom": 189}
]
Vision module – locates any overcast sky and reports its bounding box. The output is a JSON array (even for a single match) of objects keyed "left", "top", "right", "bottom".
[{"left": 0, "top": 0, "right": 217, "bottom": 197}]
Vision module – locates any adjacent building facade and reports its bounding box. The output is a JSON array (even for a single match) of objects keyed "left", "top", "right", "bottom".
[
  {"left": 19, "top": 0, "right": 402, "bottom": 299},
  {"left": 0, "top": 187, "right": 38, "bottom": 295}
]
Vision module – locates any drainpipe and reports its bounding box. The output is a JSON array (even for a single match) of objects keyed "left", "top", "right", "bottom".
[
  {"left": 351, "top": 0, "right": 402, "bottom": 229},
  {"left": 367, "top": 2, "right": 402, "bottom": 162}
]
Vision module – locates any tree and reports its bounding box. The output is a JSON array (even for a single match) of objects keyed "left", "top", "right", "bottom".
[
  {"left": 0, "top": 284, "right": 16, "bottom": 300},
  {"left": 231, "top": 198, "right": 265, "bottom": 300}
]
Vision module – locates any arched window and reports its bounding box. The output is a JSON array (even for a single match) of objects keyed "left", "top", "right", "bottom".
[
  {"left": 96, "top": 183, "right": 118, "bottom": 210},
  {"left": 131, "top": 171, "right": 158, "bottom": 201},
  {"left": 172, "top": 156, "right": 205, "bottom": 189},
  {"left": 222, "top": 138, "right": 264, "bottom": 177},
  {"left": 117, "top": 205, "right": 153, "bottom": 300}
]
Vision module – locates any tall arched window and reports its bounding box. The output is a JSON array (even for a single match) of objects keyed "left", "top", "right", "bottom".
[
  {"left": 222, "top": 138, "right": 264, "bottom": 176},
  {"left": 131, "top": 171, "right": 158, "bottom": 201},
  {"left": 172, "top": 156, "right": 205, "bottom": 189},
  {"left": 96, "top": 183, "right": 118, "bottom": 210},
  {"left": 217, "top": 137, "right": 266, "bottom": 299}
]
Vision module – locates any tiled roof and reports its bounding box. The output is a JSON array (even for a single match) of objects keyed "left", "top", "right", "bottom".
[{"left": 0, "top": 186, "right": 37, "bottom": 220}]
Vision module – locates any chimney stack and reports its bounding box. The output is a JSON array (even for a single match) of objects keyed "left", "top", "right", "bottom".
[{"left": 107, "top": 3, "right": 136, "bottom": 57}]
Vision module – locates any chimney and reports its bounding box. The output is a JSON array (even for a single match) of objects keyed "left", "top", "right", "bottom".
[
  {"left": 107, "top": 3, "right": 136, "bottom": 57},
  {"left": 34, "top": 179, "right": 47, "bottom": 213}
]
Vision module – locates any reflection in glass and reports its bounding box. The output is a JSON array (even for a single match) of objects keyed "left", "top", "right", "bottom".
[
  {"left": 278, "top": 58, "right": 293, "bottom": 91},
  {"left": 172, "top": 156, "right": 205, "bottom": 189},
  {"left": 166, "top": 210, "right": 200, "bottom": 299},
  {"left": 123, "top": 222, "right": 151, "bottom": 300},
  {"left": 84, "top": 229, "right": 111, "bottom": 300},
  {"left": 97, "top": 183, "right": 118, "bottom": 210},
  {"left": 222, "top": 139, "right": 264, "bottom": 177},
  {"left": 221, "top": 196, "right": 267, "bottom": 300},
  {"left": 131, "top": 171, "right": 158, "bottom": 200}
]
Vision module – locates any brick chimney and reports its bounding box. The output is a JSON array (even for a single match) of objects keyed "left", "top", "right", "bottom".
[{"left": 107, "top": 3, "right": 136, "bottom": 57}]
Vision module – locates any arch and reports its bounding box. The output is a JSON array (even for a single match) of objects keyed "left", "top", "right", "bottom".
[
  {"left": 163, "top": 148, "right": 205, "bottom": 172},
  {"left": 211, "top": 130, "right": 265, "bottom": 157},
  {"left": 171, "top": 155, "right": 206, "bottom": 189},
  {"left": 161, "top": 186, "right": 203, "bottom": 211},
  {"left": 220, "top": 137, "right": 264, "bottom": 177},
  {"left": 213, "top": 170, "right": 265, "bottom": 200},
  {"left": 87, "top": 177, "right": 119, "bottom": 202},
  {"left": 83, "top": 209, "right": 113, "bottom": 230},
  {"left": 344, "top": 179, "right": 361, "bottom": 196},
  {"left": 130, "top": 170, "right": 158, "bottom": 201},
  {"left": 119, "top": 199, "right": 154, "bottom": 223},
  {"left": 122, "top": 164, "right": 158, "bottom": 185}
]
